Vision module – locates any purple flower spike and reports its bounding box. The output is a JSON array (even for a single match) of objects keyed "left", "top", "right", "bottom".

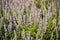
[
  {"left": 28, "top": 4, "right": 31, "bottom": 10},
  {"left": 35, "top": 13, "right": 39, "bottom": 18},
  {"left": 38, "top": 21, "right": 42, "bottom": 27},
  {"left": 28, "top": 3, "right": 31, "bottom": 10},
  {"left": 8, "top": 16, "right": 12, "bottom": 22}
]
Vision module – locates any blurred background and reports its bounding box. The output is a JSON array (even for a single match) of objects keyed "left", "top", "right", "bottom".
[{"left": 0, "top": 0, "right": 60, "bottom": 40}]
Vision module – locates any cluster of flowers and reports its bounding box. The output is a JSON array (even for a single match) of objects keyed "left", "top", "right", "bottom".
[{"left": 0, "top": 0, "right": 60, "bottom": 40}]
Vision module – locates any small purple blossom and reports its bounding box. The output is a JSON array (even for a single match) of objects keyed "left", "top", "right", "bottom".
[
  {"left": 8, "top": 16, "right": 12, "bottom": 22},
  {"left": 28, "top": 3, "right": 31, "bottom": 10},
  {"left": 38, "top": 21, "right": 42, "bottom": 27},
  {"left": 35, "top": 13, "right": 39, "bottom": 18}
]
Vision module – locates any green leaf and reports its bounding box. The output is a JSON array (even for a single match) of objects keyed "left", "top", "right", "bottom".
[
  {"left": 45, "top": 0, "right": 48, "bottom": 10},
  {"left": 0, "top": 14, "right": 2, "bottom": 18},
  {"left": 53, "top": 31, "right": 56, "bottom": 40},
  {"left": 0, "top": 9, "right": 4, "bottom": 16},
  {"left": 23, "top": 8, "right": 27, "bottom": 15},
  {"left": 4, "top": 18, "right": 9, "bottom": 25},
  {"left": 8, "top": 27, "right": 15, "bottom": 38},
  {"left": 9, "top": 10, "right": 13, "bottom": 16},
  {"left": 31, "top": 31, "right": 36, "bottom": 37},
  {"left": 1, "top": 26, "right": 5, "bottom": 35},
  {"left": 35, "top": 0, "right": 41, "bottom": 9},
  {"left": 20, "top": 23, "right": 28, "bottom": 31},
  {"left": 44, "top": 15, "right": 55, "bottom": 40},
  {"left": 17, "top": 27, "right": 22, "bottom": 39}
]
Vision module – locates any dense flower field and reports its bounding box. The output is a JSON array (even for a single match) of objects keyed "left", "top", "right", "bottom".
[{"left": 0, "top": 0, "right": 60, "bottom": 40}]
